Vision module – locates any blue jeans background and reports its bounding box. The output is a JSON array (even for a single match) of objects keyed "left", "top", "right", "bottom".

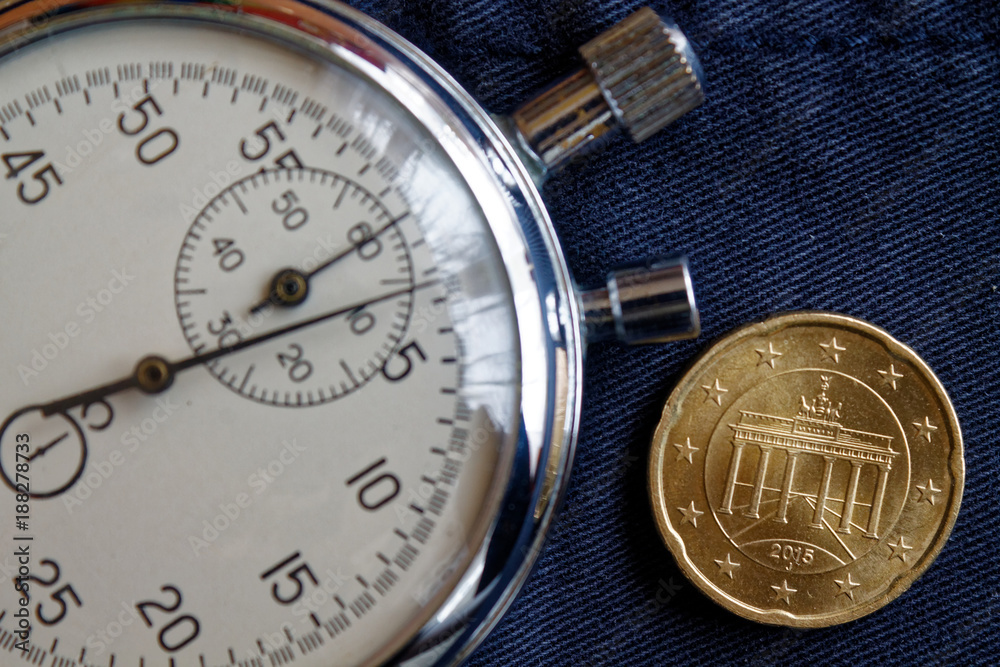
[{"left": 350, "top": 1, "right": 998, "bottom": 663}]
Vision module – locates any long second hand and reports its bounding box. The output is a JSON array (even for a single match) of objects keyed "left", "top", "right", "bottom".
[{"left": 40, "top": 279, "right": 439, "bottom": 417}]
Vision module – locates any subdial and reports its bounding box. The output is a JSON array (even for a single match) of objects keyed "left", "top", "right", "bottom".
[
  {"left": 174, "top": 168, "right": 415, "bottom": 406},
  {"left": 0, "top": 407, "right": 87, "bottom": 498}
]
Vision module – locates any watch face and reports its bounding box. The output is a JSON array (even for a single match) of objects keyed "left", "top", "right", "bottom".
[{"left": 0, "top": 5, "right": 546, "bottom": 665}]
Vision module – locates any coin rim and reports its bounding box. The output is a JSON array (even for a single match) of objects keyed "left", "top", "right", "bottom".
[{"left": 648, "top": 311, "right": 965, "bottom": 627}]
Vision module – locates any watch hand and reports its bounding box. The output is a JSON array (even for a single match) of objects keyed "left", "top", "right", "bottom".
[
  {"left": 249, "top": 212, "right": 411, "bottom": 315},
  {"left": 26, "top": 432, "right": 70, "bottom": 462},
  {"left": 39, "top": 279, "right": 438, "bottom": 417}
]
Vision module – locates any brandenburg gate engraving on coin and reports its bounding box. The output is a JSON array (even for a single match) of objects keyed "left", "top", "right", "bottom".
[{"left": 718, "top": 376, "right": 897, "bottom": 539}]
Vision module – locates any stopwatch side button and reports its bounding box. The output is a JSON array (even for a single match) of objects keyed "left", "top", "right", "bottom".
[
  {"left": 580, "top": 255, "right": 700, "bottom": 345},
  {"left": 506, "top": 7, "right": 705, "bottom": 174}
]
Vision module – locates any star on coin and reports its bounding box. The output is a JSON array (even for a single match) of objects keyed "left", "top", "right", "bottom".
[
  {"left": 888, "top": 535, "right": 913, "bottom": 563},
  {"left": 755, "top": 342, "right": 783, "bottom": 368},
  {"left": 702, "top": 378, "right": 728, "bottom": 406},
  {"left": 819, "top": 336, "right": 847, "bottom": 363},
  {"left": 834, "top": 573, "right": 861, "bottom": 601},
  {"left": 715, "top": 553, "right": 741, "bottom": 580},
  {"left": 915, "top": 478, "right": 942, "bottom": 506},
  {"left": 677, "top": 501, "right": 704, "bottom": 528},
  {"left": 673, "top": 437, "right": 699, "bottom": 464},
  {"left": 771, "top": 580, "right": 797, "bottom": 605},
  {"left": 877, "top": 364, "right": 904, "bottom": 390},
  {"left": 912, "top": 416, "right": 938, "bottom": 443}
]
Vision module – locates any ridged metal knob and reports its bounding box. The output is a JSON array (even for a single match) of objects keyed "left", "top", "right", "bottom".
[
  {"left": 506, "top": 7, "right": 705, "bottom": 174},
  {"left": 579, "top": 7, "right": 704, "bottom": 143}
]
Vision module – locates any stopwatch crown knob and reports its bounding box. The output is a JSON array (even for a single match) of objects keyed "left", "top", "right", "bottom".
[
  {"left": 579, "top": 7, "right": 705, "bottom": 143},
  {"left": 506, "top": 7, "right": 704, "bottom": 176}
]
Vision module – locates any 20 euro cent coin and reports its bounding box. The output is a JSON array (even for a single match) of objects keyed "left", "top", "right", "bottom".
[{"left": 648, "top": 312, "right": 964, "bottom": 626}]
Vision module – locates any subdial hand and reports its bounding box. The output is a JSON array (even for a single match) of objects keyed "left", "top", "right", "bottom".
[
  {"left": 26, "top": 432, "right": 69, "bottom": 462},
  {"left": 249, "top": 212, "right": 411, "bottom": 315},
  {"left": 36, "top": 280, "right": 438, "bottom": 417}
]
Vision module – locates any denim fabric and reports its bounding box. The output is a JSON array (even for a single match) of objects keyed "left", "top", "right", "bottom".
[{"left": 350, "top": 1, "right": 999, "bottom": 664}]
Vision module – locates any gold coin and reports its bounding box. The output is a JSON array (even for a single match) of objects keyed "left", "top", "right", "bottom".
[{"left": 648, "top": 312, "right": 964, "bottom": 627}]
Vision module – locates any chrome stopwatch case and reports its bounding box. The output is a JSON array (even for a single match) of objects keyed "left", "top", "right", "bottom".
[{"left": 0, "top": 1, "right": 704, "bottom": 664}]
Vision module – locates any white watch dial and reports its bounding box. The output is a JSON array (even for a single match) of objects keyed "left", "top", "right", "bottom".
[{"left": 0, "top": 16, "right": 521, "bottom": 666}]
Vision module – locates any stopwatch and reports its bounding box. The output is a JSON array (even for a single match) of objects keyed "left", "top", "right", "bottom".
[{"left": 0, "top": 1, "right": 704, "bottom": 664}]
